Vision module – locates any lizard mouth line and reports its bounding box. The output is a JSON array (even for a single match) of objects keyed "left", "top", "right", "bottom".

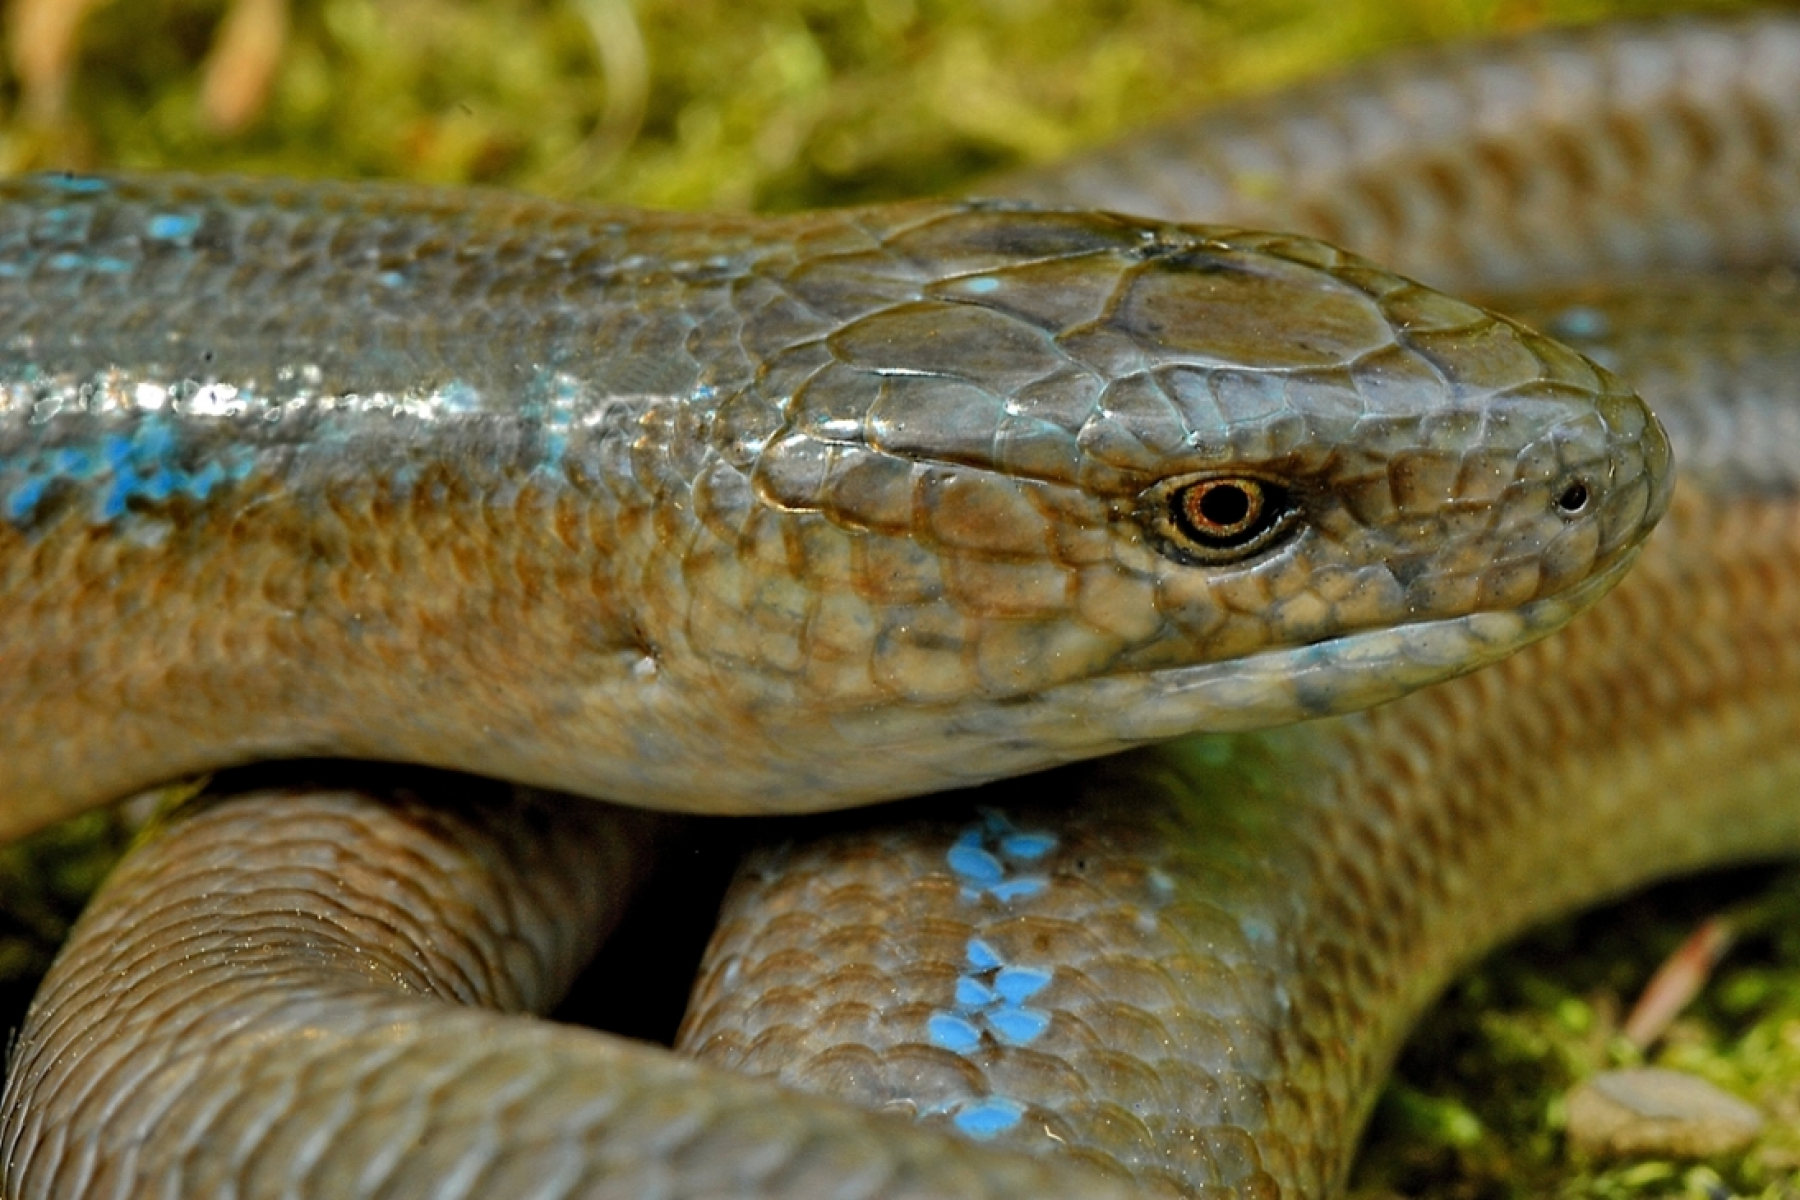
[{"left": 1051, "top": 543, "right": 1645, "bottom": 743}]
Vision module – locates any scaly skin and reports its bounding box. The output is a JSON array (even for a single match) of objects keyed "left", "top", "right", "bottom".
[
  {"left": 1007, "top": 13, "right": 1800, "bottom": 295},
  {"left": 681, "top": 467, "right": 1800, "bottom": 1197},
  {"left": 5, "top": 13, "right": 1795, "bottom": 1200},
  {"left": 680, "top": 15, "right": 1800, "bottom": 1194},
  {"left": 0, "top": 180, "right": 1661, "bottom": 836}
]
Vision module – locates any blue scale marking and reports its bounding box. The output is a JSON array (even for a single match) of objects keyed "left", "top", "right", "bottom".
[
  {"left": 541, "top": 427, "right": 570, "bottom": 469},
  {"left": 952, "top": 1097, "right": 1024, "bottom": 1139},
  {"left": 146, "top": 212, "right": 200, "bottom": 241},
  {"left": 925, "top": 811, "right": 1069, "bottom": 1141},
  {"left": 946, "top": 812, "right": 1057, "bottom": 903},
  {"left": 102, "top": 434, "right": 134, "bottom": 468},
  {"left": 139, "top": 466, "right": 178, "bottom": 501},
  {"left": 36, "top": 207, "right": 79, "bottom": 235},
  {"left": 926, "top": 1014, "right": 981, "bottom": 1055},
  {"left": 992, "top": 966, "right": 1051, "bottom": 1003},
  {"left": 954, "top": 977, "right": 994, "bottom": 1007},
  {"left": 523, "top": 370, "right": 588, "bottom": 472},
  {"left": 39, "top": 173, "right": 109, "bottom": 193},
  {"left": 4, "top": 476, "right": 48, "bottom": 523},
  {"left": 946, "top": 837, "right": 1004, "bottom": 884},
  {"left": 436, "top": 381, "right": 482, "bottom": 413},
  {"left": 964, "top": 939, "right": 1002, "bottom": 971},
  {"left": 4, "top": 417, "right": 258, "bottom": 527},
  {"left": 51, "top": 447, "right": 97, "bottom": 475},
  {"left": 998, "top": 830, "right": 1056, "bottom": 860},
  {"left": 986, "top": 877, "right": 1045, "bottom": 902},
  {"left": 986, "top": 1007, "right": 1050, "bottom": 1046},
  {"left": 37, "top": 249, "right": 132, "bottom": 275}
]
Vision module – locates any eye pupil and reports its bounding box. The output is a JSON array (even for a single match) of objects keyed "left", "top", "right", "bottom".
[
  {"left": 1557, "top": 481, "right": 1590, "bottom": 513},
  {"left": 1193, "top": 483, "right": 1252, "bottom": 530}
]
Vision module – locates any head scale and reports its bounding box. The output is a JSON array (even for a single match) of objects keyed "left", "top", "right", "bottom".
[{"left": 635, "top": 204, "right": 1671, "bottom": 809}]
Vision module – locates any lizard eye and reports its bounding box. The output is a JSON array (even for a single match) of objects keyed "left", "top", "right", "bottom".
[{"left": 1141, "top": 474, "right": 1300, "bottom": 566}]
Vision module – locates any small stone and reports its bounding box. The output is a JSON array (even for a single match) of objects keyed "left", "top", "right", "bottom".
[{"left": 1565, "top": 1067, "right": 1764, "bottom": 1159}]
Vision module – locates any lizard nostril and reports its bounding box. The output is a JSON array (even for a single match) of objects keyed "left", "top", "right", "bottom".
[{"left": 1556, "top": 480, "right": 1591, "bottom": 515}]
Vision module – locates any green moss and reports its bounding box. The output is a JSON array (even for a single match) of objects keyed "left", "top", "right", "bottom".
[
  {"left": 1, "top": 0, "right": 1762, "bottom": 205},
  {"left": 0, "top": 808, "right": 134, "bottom": 1042},
  {"left": 1, "top": 1, "right": 1793, "bottom": 1196},
  {"left": 1357, "top": 870, "right": 1800, "bottom": 1197}
]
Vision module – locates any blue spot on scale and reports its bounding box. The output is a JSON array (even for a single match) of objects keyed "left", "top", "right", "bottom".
[
  {"left": 986, "top": 1006, "right": 1050, "bottom": 1046},
  {"left": 992, "top": 965, "right": 1051, "bottom": 1003},
  {"left": 954, "top": 976, "right": 994, "bottom": 1008},
  {"left": 40, "top": 173, "right": 108, "bottom": 193},
  {"left": 999, "top": 831, "right": 1057, "bottom": 861},
  {"left": 50, "top": 447, "right": 96, "bottom": 475},
  {"left": 965, "top": 939, "right": 1002, "bottom": 971},
  {"left": 958, "top": 276, "right": 1001, "bottom": 295},
  {"left": 926, "top": 1013, "right": 981, "bottom": 1055},
  {"left": 437, "top": 381, "right": 481, "bottom": 412},
  {"left": 946, "top": 838, "right": 1004, "bottom": 884},
  {"left": 987, "top": 877, "right": 1046, "bottom": 902},
  {"left": 187, "top": 461, "right": 226, "bottom": 500},
  {"left": 5, "top": 477, "right": 48, "bottom": 522},
  {"left": 952, "top": 1097, "right": 1024, "bottom": 1139},
  {"left": 978, "top": 808, "right": 1016, "bottom": 834},
  {"left": 97, "top": 478, "right": 132, "bottom": 520},
  {"left": 135, "top": 420, "right": 177, "bottom": 461},
  {"left": 146, "top": 212, "right": 200, "bottom": 241},
  {"left": 5, "top": 418, "right": 260, "bottom": 528},
  {"left": 139, "top": 466, "right": 177, "bottom": 502}
]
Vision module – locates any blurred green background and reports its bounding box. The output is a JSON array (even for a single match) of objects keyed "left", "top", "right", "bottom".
[
  {"left": 1, "top": 1, "right": 1797, "bottom": 1196},
  {"left": 0, "top": 0, "right": 1781, "bottom": 208}
]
